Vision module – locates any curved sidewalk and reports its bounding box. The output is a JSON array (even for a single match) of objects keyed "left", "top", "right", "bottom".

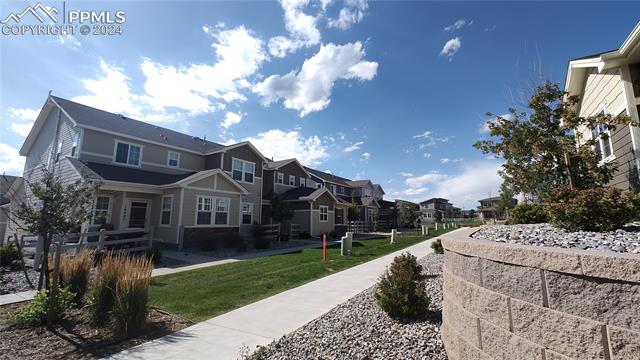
[{"left": 108, "top": 230, "right": 461, "bottom": 360}]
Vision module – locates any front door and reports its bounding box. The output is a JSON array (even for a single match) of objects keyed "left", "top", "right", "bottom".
[{"left": 128, "top": 200, "right": 149, "bottom": 228}]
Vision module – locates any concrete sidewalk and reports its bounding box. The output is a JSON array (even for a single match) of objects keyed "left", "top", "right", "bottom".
[{"left": 109, "top": 229, "right": 463, "bottom": 360}]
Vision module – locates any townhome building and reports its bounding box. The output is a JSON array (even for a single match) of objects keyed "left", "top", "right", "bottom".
[{"left": 565, "top": 23, "right": 640, "bottom": 191}]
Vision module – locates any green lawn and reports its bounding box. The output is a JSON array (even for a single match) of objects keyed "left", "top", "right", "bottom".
[{"left": 150, "top": 228, "right": 455, "bottom": 322}]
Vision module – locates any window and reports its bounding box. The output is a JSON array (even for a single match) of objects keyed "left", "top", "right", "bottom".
[
  {"left": 55, "top": 141, "right": 63, "bottom": 161},
  {"left": 427, "top": 212, "right": 433, "bottom": 219},
  {"left": 592, "top": 120, "right": 613, "bottom": 160},
  {"left": 277, "top": 172, "right": 284, "bottom": 184},
  {"left": 242, "top": 203, "right": 253, "bottom": 225},
  {"left": 160, "top": 195, "right": 173, "bottom": 225},
  {"left": 71, "top": 132, "right": 79, "bottom": 157},
  {"left": 196, "top": 196, "right": 213, "bottom": 225},
  {"left": 92, "top": 196, "right": 110, "bottom": 225},
  {"left": 335, "top": 208, "right": 344, "bottom": 224},
  {"left": 215, "top": 198, "right": 229, "bottom": 225},
  {"left": 114, "top": 142, "right": 141, "bottom": 166},
  {"left": 289, "top": 175, "right": 295, "bottom": 186},
  {"left": 232, "top": 159, "right": 255, "bottom": 183},
  {"left": 316, "top": 183, "right": 322, "bottom": 189},
  {"left": 331, "top": 184, "right": 336, "bottom": 194},
  {"left": 300, "top": 178, "right": 306, "bottom": 187},
  {"left": 168, "top": 152, "right": 180, "bottom": 167},
  {"left": 46, "top": 145, "right": 53, "bottom": 167},
  {"left": 319, "top": 205, "right": 328, "bottom": 222},
  {"left": 630, "top": 62, "right": 640, "bottom": 97}
]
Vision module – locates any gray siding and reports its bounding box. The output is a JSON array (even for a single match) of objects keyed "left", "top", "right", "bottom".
[{"left": 610, "top": 121, "right": 636, "bottom": 191}]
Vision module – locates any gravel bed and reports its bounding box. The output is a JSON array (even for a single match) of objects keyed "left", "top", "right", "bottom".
[
  {"left": 245, "top": 254, "right": 446, "bottom": 360},
  {"left": 0, "top": 268, "right": 37, "bottom": 295},
  {"left": 472, "top": 223, "right": 640, "bottom": 254}
]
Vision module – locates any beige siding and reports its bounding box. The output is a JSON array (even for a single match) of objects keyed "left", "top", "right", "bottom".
[
  {"left": 181, "top": 188, "right": 241, "bottom": 227},
  {"left": 609, "top": 121, "right": 636, "bottom": 191},
  {"left": 152, "top": 188, "right": 182, "bottom": 244},
  {"left": 290, "top": 209, "right": 311, "bottom": 234},
  {"left": 79, "top": 129, "right": 205, "bottom": 173}
]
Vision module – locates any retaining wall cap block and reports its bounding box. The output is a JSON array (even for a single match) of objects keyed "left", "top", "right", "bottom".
[
  {"left": 580, "top": 252, "right": 640, "bottom": 284},
  {"left": 608, "top": 325, "right": 640, "bottom": 360}
]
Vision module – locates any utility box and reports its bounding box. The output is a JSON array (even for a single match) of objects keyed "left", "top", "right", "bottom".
[{"left": 341, "top": 232, "right": 353, "bottom": 256}]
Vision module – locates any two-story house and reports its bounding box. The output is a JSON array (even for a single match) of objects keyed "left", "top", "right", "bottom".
[
  {"left": 419, "top": 197, "right": 452, "bottom": 222},
  {"left": 565, "top": 22, "right": 640, "bottom": 191}
]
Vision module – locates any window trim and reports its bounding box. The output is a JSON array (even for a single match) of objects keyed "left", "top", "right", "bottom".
[
  {"left": 91, "top": 195, "right": 112, "bottom": 226},
  {"left": 71, "top": 132, "right": 80, "bottom": 158},
  {"left": 289, "top": 175, "right": 295, "bottom": 186},
  {"left": 167, "top": 151, "right": 180, "bottom": 167},
  {"left": 231, "top": 157, "right": 256, "bottom": 184},
  {"left": 277, "top": 172, "right": 284, "bottom": 184},
  {"left": 300, "top": 178, "right": 306, "bottom": 187},
  {"left": 113, "top": 140, "right": 143, "bottom": 167},
  {"left": 592, "top": 108, "right": 615, "bottom": 164},
  {"left": 241, "top": 202, "right": 253, "bottom": 225},
  {"left": 55, "top": 141, "right": 63, "bottom": 162},
  {"left": 159, "top": 195, "right": 173, "bottom": 227},
  {"left": 330, "top": 184, "right": 336, "bottom": 194},
  {"left": 319, "top": 205, "right": 329, "bottom": 222},
  {"left": 194, "top": 195, "right": 231, "bottom": 226}
]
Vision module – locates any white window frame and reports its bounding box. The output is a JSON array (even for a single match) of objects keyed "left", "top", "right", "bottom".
[
  {"left": 300, "top": 178, "right": 306, "bottom": 187},
  {"left": 289, "top": 175, "right": 295, "bottom": 186},
  {"left": 160, "top": 195, "right": 173, "bottom": 226},
  {"left": 277, "top": 172, "right": 284, "bottom": 184},
  {"left": 331, "top": 184, "right": 336, "bottom": 194},
  {"left": 592, "top": 108, "right": 615, "bottom": 163},
  {"left": 241, "top": 202, "right": 253, "bottom": 225},
  {"left": 91, "top": 195, "right": 111, "bottom": 225},
  {"left": 232, "top": 158, "right": 255, "bottom": 184},
  {"left": 214, "top": 198, "right": 230, "bottom": 225},
  {"left": 196, "top": 196, "right": 213, "bottom": 225},
  {"left": 316, "top": 182, "right": 322, "bottom": 189},
  {"left": 195, "top": 195, "right": 231, "bottom": 226},
  {"left": 319, "top": 205, "right": 329, "bottom": 222},
  {"left": 55, "top": 141, "right": 63, "bottom": 162},
  {"left": 71, "top": 132, "right": 80, "bottom": 158},
  {"left": 167, "top": 151, "right": 180, "bottom": 167},
  {"left": 113, "top": 140, "right": 143, "bottom": 167}
]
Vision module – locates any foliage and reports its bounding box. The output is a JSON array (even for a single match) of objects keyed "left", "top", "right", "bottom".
[
  {"left": 497, "top": 182, "right": 517, "bottom": 217},
  {"left": 545, "top": 187, "right": 640, "bottom": 232},
  {"left": 112, "top": 256, "right": 153, "bottom": 337},
  {"left": 433, "top": 211, "right": 443, "bottom": 223},
  {"left": 374, "top": 252, "right": 429, "bottom": 322},
  {"left": 400, "top": 203, "right": 419, "bottom": 227},
  {"left": 329, "top": 230, "right": 340, "bottom": 239},
  {"left": 474, "top": 82, "right": 633, "bottom": 198},
  {"left": 86, "top": 254, "right": 123, "bottom": 326},
  {"left": 9, "top": 288, "right": 75, "bottom": 328},
  {"left": 430, "top": 239, "right": 444, "bottom": 254},
  {"left": 143, "top": 245, "right": 163, "bottom": 264},
  {"left": 236, "top": 237, "right": 248, "bottom": 252},
  {"left": 507, "top": 203, "right": 549, "bottom": 224},
  {"left": 13, "top": 167, "right": 98, "bottom": 291},
  {"left": 252, "top": 224, "right": 270, "bottom": 249},
  {"left": 347, "top": 193, "right": 360, "bottom": 223},
  {"left": 0, "top": 243, "right": 21, "bottom": 269},
  {"left": 265, "top": 192, "right": 294, "bottom": 225},
  {"left": 59, "top": 249, "right": 93, "bottom": 306},
  {"left": 298, "top": 231, "right": 310, "bottom": 239}
]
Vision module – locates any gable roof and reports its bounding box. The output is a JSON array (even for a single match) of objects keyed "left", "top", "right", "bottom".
[
  {"left": 281, "top": 187, "right": 341, "bottom": 203},
  {"left": 346, "top": 180, "right": 372, "bottom": 187},
  {"left": 265, "top": 158, "right": 311, "bottom": 177},
  {"left": 49, "top": 96, "right": 225, "bottom": 154},
  {"left": 76, "top": 161, "right": 195, "bottom": 186},
  {"left": 304, "top": 167, "right": 352, "bottom": 187}
]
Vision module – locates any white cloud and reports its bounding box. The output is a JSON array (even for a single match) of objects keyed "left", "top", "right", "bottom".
[
  {"left": 440, "top": 37, "right": 461, "bottom": 59},
  {"left": 268, "top": 0, "right": 321, "bottom": 57},
  {"left": 220, "top": 111, "right": 243, "bottom": 129},
  {"left": 7, "top": 107, "right": 39, "bottom": 137},
  {"left": 479, "top": 113, "right": 514, "bottom": 134},
  {"left": 413, "top": 130, "right": 450, "bottom": 147},
  {"left": 423, "top": 152, "right": 432, "bottom": 158},
  {"left": 56, "top": 34, "right": 81, "bottom": 51},
  {"left": 254, "top": 42, "right": 378, "bottom": 116},
  {"left": 327, "top": 0, "right": 368, "bottom": 30},
  {"left": 440, "top": 157, "right": 463, "bottom": 164},
  {"left": 343, "top": 141, "right": 364, "bottom": 152},
  {"left": 399, "top": 172, "right": 414, "bottom": 177},
  {"left": 444, "top": 19, "right": 468, "bottom": 32},
  {"left": 440, "top": 158, "right": 450, "bottom": 164},
  {"left": 0, "top": 143, "right": 25, "bottom": 175},
  {"left": 360, "top": 152, "right": 371, "bottom": 161},
  {"left": 243, "top": 129, "right": 329, "bottom": 166},
  {"left": 405, "top": 171, "right": 449, "bottom": 188}
]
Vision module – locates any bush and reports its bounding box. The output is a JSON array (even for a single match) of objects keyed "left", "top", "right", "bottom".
[
  {"left": 236, "top": 237, "right": 248, "bottom": 252},
  {"left": 545, "top": 187, "right": 640, "bottom": 232},
  {"left": 143, "top": 245, "right": 162, "bottom": 264},
  {"left": 112, "top": 256, "right": 153, "bottom": 337},
  {"left": 86, "top": 254, "right": 123, "bottom": 326},
  {"left": 430, "top": 239, "right": 444, "bottom": 254},
  {"left": 253, "top": 224, "right": 270, "bottom": 249},
  {"left": 298, "top": 231, "right": 310, "bottom": 239},
  {"left": 507, "top": 203, "right": 549, "bottom": 224},
  {"left": 0, "top": 243, "right": 21, "bottom": 268},
  {"left": 60, "top": 249, "right": 93, "bottom": 306},
  {"left": 9, "top": 288, "right": 75, "bottom": 327},
  {"left": 375, "top": 252, "right": 429, "bottom": 322},
  {"left": 329, "top": 230, "right": 340, "bottom": 240}
]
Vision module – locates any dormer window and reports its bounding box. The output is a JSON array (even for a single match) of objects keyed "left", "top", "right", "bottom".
[
  {"left": 168, "top": 151, "right": 180, "bottom": 167},
  {"left": 114, "top": 141, "right": 141, "bottom": 166}
]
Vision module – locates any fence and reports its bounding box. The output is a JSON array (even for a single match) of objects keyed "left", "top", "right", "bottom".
[
  {"left": 263, "top": 223, "right": 280, "bottom": 240},
  {"left": 290, "top": 223, "right": 301, "bottom": 239}
]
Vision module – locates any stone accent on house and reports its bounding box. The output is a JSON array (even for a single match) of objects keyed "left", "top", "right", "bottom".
[{"left": 441, "top": 227, "right": 640, "bottom": 360}]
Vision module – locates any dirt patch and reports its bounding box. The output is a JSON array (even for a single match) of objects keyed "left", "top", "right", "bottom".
[{"left": 0, "top": 303, "right": 191, "bottom": 360}]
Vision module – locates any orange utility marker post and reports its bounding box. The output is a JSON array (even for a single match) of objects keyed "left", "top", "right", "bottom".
[{"left": 322, "top": 233, "right": 327, "bottom": 262}]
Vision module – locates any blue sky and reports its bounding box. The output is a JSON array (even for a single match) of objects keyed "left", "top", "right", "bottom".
[{"left": 1, "top": 1, "right": 639, "bottom": 208}]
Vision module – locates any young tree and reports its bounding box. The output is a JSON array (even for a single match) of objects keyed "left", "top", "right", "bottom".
[
  {"left": 400, "top": 203, "right": 419, "bottom": 227},
  {"left": 497, "top": 182, "right": 517, "bottom": 219},
  {"left": 265, "top": 192, "right": 293, "bottom": 241},
  {"left": 347, "top": 192, "right": 360, "bottom": 231},
  {"left": 434, "top": 211, "right": 443, "bottom": 223},
  {"left": 474, "top": 82, "right": 633, "bottom": 198}
]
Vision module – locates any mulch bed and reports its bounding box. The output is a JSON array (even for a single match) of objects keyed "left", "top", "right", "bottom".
[{"left": 0, "top": 303, "right": 192, "bottom": 360}]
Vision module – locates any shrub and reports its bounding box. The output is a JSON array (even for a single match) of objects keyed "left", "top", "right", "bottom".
[
  {"left": 507, "top": 203, "right": 549, "bottom": 224},
  {"left": 112, "top": 256, "right": 153, "bottom": 337},
  {"left": 9, "top": 288, "right": 75, "bottom": 327},
  {"left": 60, "top": 249, "right": 93, "bottom": 306},
  {"left": 86, "top": 254, "right": 123, "bottom": 326},
  {"left": 236, "top": 238, "right": 248, "bottom": 252},
  {"left": 375, "top": 252, "right": 429, "bottom": 322},
  {"left": 143, "top": 245, "right": 162, "bottom": 265},
  {"left": 0, "top": 243, "right": 21, "bottom": 268},
  {"left": 298, "top": 231, "right": 310, "bottom": 239},
  {"left": 545, "top": 187, "right": 640, "bottom": 232},
  {"left": 430, "top": 239, "right": 444, "bottom": 254},
  {"left": 253, "top": 224, "right": 270, "bottom": 249},
  {"left": 329, "top": 230, "right": 340, "bottom": 239}
]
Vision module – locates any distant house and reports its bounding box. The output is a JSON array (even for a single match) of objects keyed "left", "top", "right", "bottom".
[
  {"left": 0, "top": 175, "right": 21, "bottom": 241},
  {"left": 477, "top": 197, "right": 504, "bottom": 220},
  {"left": 565, "top": 22, "right": 640, "bottom": 191}
]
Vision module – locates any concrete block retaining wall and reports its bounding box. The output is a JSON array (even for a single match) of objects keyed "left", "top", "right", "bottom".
[{"left": 441, "top": 228, "right": 640, "bottom": 360}]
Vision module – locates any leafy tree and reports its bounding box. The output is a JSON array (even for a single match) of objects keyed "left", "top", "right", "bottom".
[
  {"left": 434, "top": 211, "right": 443, "bottom": 223},
  {"left": 474, "top": 82, "right": 633, "bottom": 198},
  {"left": 390, "top": 205, "right": 399, "bottom": 228},
  {"left": 400, "top": 203, "right": 419, "bottom": 227},
  {"left": 468, "top": 209, "right": 476, "bottom": 219},
  {"left": 497, "top": 182, "right": 517, "bottom": 218},
  {"left": 264, "top": 192, "right": 293, "bottom": 240}
]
